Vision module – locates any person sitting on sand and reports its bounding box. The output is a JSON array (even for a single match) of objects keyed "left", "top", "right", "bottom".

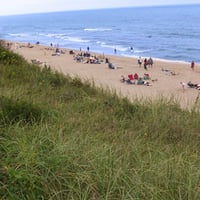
[
  {"left": 108, "top": 62, "right": 115, "bottom": 69},
  {"left": 170, "top": 71, "right": 177, "bottom": 75},
  {"left": 180, "top": 82, "right": 188, "bottom": 92},
  {"left": 31, "top": 59, "right": 43, "bottom": 64},
  {"left": 196, "top": 84, "right": 200, "bottom": 90},
  {"left": 187, "top": 81, "right": 200, "bottom": 90},
  {"left": 144, "top": 73, "right": 150, "bottom": 80},
  {"left": 133, "top": 73, "right": 139, "bottom": 84},
  {"left": 161, "top": 68, "right": 178, "bottom": 76},
  {"left": 187, "top": 81, "right": 198, "bottom": 88},
  {"left": 161, "top": 68, "right": 169, "bottom": 72},
  {"left": 74, "top": 54, "right": 83, "bottom": 62},
  {"left": 152, "top": 78, "right": 158, "bottom": 82},
  {"left": 105, "top": 58, "right": 109, "bottom": 63},
  {"left": 92, "top": 56, "right": 101, "bottom": 64},
  {"left": 144, "top": 81, "right": 152, "bottom": 86},
  {"left": 83, "top": 57, "right": 90, "bottom": 63},
  {"left": 137, "top": 77, "right": 144, "bottom": 85},
  {"left": 134, "top": 73, "right": 139, "bottom": 80},
  {"left": 120, "top": 75, "right": 126, "bottom": 83},
  {"left": 69, "top": 50, "right": 75, "bottom": 54}
]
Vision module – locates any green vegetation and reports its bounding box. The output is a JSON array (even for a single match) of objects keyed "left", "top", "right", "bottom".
[{"left": 0, "top": 41, "right": 200, "bottom": 199}]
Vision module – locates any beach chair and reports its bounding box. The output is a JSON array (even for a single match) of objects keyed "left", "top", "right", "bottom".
[
  {"left": 128, "top": 74, "right": 134, "bottom": 81},
  {"left": 126, "top": 74, "right": 134, "bottom": 84}
]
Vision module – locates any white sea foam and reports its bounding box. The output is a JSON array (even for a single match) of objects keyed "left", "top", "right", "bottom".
[
  {"left": 63, "top": 36, "right": 89, "bottom": 43},
  {"left": 84, "top": 28, "right": 112, "bottom": 32},
  {"left": 134, "top": 49, "right": 152, "bottom": 53},
  {"left": 44, "top": 33, "right": 89, "bottom": 43},
  {"left": 2, "top": 5, "right": 200, "bottom": 64},
  {"left": 8, "top": 33, "right": 29, "bottom": 37},
  {"left": 100, "top": 43, "right": 128, "bottom": 52},
  {"left": 96, "top": 41, "right": 106, "bottom": 45}
]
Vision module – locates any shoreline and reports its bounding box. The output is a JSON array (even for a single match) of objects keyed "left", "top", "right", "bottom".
[
  {"left": 6, "top": 38, "right": 199, "bottom": 65},
  {"left": 7, "top": 40, "right": 200, "bottom": 110}
]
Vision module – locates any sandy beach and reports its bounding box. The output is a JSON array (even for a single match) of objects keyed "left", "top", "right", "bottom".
[{"left": 10, "top": 42, "right": 200, "bottom": 109}]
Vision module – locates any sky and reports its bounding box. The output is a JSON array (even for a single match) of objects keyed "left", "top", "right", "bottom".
[{"left": 0, "top": 0, "right": 200, "bottom": 16}]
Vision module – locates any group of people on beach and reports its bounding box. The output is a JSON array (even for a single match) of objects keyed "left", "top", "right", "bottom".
[
  {"left": 21, "top": 41, "right": 199, "bottom": 94},
  {"left": 120, "top": 73, "right": 152, "bottom": 86},
  {"left": 72, "top": 48, "right": 103, "bottom": 64},
  {"left": 161, "top": 68, "right": 177, "bottom": 76},
  {"left": 138, "top": 56, "right": 154, "bottom": 70},
  {"left": 181, "top": 81, "right": 200, "bottom": 92}
]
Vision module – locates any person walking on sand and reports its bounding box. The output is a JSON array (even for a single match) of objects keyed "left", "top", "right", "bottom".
[{"left": 191, "top": 61, "right": 195, "bottom": 70}]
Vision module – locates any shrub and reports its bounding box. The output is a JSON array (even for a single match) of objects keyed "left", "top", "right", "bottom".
[
  {"left": 0, "top": 96, "right": 45, "bottom": 125},
  {"left": 0, "top": 47, "right": 25, "bottom": 66}
]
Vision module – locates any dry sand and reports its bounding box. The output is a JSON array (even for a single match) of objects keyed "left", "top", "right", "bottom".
[{"left": 10, "top": 42, "right": 200, "bottom": 109}]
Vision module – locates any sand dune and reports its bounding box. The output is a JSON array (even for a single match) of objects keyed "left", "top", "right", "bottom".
[{"left": 11, "top": 42, "right": 200, "bottom": 109}]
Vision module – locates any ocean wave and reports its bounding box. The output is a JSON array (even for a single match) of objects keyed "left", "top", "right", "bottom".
[
  {"left": 44, "top": 33, "right": 90, "bottom": 43},
  {"left": 100, "top": 43, "right": 128, "bottom": 52},
  {"left": 2, "top": 5, "right": 200, "bottom": 64},
  {"left": 84, "top": 28, "right": 112, "bottom": 32},
  {"left": 120, "top": 53, "right": 137, "bottom": 58},
  {"left": 63, "top": 36, "right": 90, "bottom": 43},
  {"left": 134, "top": 49, "right": 152, "bottom": 53},
  {"left": 99, "top": 42, "right": 152, "bottom": 54},
  {"left": 96, "top": 41, "right": 106, "bottom": 45},
  {"left": 8, "top": 33, "right": 29, "bottom": 37}
]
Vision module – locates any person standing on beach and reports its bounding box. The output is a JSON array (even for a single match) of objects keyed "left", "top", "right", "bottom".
[
  {"left": 148, "top": 57, "right": 153, "bottom": 67},
  {"left": 144, "top": 58, "right": 148, "bottom": 70},
  {"left": 114, "top": 48, "right": 117, "bottom": 54},
  {"left": 138, "top": 56, "right": 142, "bottom": 67},
  {"left": 191, "top": 61, "right": 195, "bottom": 70}
]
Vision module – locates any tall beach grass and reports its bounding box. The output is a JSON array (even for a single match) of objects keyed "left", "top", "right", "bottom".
[{"left": 0, "top": 41, "right": 200, "bottom": 199}]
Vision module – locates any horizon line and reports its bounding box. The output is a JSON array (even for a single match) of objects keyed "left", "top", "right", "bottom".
[{"left": 0, "top": 3, "right": 199, "bottom": 17}]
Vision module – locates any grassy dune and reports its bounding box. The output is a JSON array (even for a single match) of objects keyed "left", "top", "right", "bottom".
[{"left": 0, "top": 42, "right": 200, "bottom": 199}]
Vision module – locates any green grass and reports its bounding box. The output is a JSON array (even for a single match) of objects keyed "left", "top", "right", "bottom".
[{"left": 0, "top": 42, "right": 200, "bottom": 199}]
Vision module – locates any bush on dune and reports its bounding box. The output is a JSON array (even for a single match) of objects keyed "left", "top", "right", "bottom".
[
  {"left": 0, "top": 41, "right": 25, "bottom": 65},
  {"left": 0, "top": 96, "right": 47, "bottom": 125}
]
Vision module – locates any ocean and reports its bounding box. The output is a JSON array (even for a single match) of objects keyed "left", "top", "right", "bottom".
[{"left": 0, "top": 4, "right": 200, "bottom": 63}]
